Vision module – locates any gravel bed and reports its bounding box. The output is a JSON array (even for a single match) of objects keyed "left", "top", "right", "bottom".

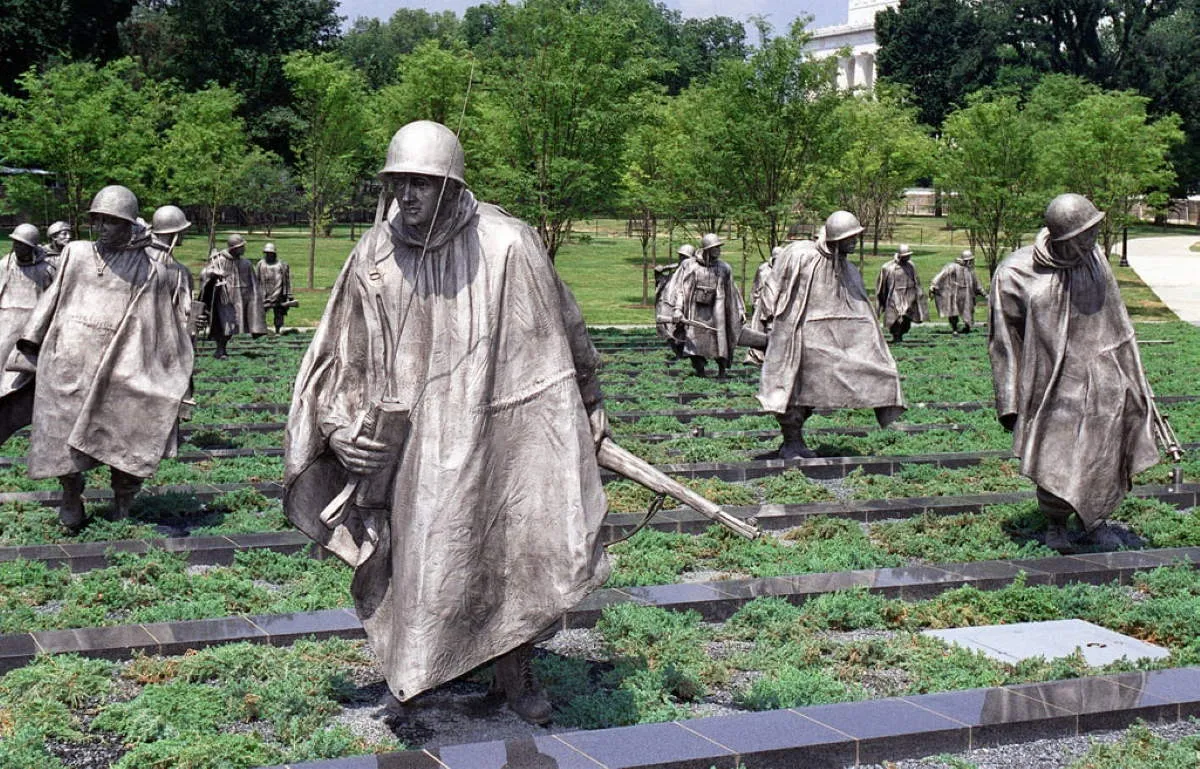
[{"left": 866, "top": 718, "right": 1200, "bottom": 768}]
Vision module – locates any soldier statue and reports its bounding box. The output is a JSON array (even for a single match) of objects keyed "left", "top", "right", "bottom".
[
  {"left": 667, "top": 233, "right": 744, "bottom": 377},
  {"left": 257, "top": 242, "right": 295, "bottom": 334},
  {"left": 44, "top": 221, "right": 71, "bottom": 265},
  {"left": 931, "top": 249, "right": 985, "bottom": 333},
  {"left": 149, "top": 205, "right": 197, "bottom": 337},
  {"left": 10, "top": 186, "right": 193, "bottom": 532},
  {"left": 0, "top": 224, "right": 56, "bottom": 445},
  {"left": 284, "top": 121, "right": 611, "bottom": 726},
  {"left": 876, "top": 244, "right": 928, "bottom": 343},
  {"left": 199, "top": 233, "right": 267, "bottom": 359},
  {"left": 744, "top": 246, "right": 781, "bottom": 365},
  {"left": 759, "top": 211, "right": 906, "bottom": 460},
  {"left": 989, "top": 194, "right": 1160, "bottom": 552},
  {"left": 655, "top": 243, "right": 693, "bottom": 358}
]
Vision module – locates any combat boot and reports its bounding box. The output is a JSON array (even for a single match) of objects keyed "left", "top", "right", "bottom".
[
  {"left": 108, "top": 469, "right": 142, "bottom": 521},
  {"left": 493, "top": 643, "right": 552, "bottom": 726},
  {"left": 778, "top": 416, "right": 816, "bottom": 460},
  {"left": 58, "top": 473, "right": 86, "bottom": 533}
]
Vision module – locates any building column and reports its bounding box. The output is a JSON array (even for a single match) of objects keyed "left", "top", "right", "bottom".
[
  {"left": 841, "top": 56, "right": 856, "bottom": 90},
  {"left": 855, "top": 52, "right": 875, "bottom": 90}
]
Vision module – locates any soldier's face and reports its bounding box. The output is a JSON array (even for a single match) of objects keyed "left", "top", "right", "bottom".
[
  {"left": 1073, "top": 225, "right": 1099, "bottom": 252},
  {"left": 91, "top": 214, "right": 131, "bottom": 247},
  {"left": 263, "top": 250, "right": 276, "bottom": 263},
  {"left": 387, "top": 173, "right": 452, "bottom": 231},
  {"left": 229, "top": 244, "right": 245, "bottom": 258},
  {"left": 830, "top": 236, "right": 856, "bottom": 256},
  {"left": 53, "top": 231, "right": 71, "bottom": 248},
  {"left": 11, "top": 240, "right": 32, "bottom": 260}
]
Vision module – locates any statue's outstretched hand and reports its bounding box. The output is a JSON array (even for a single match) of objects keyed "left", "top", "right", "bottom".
[
  {"left": 588, "top": 406, "right": 611, "bottom": 450},
  {"left": 330, "top": 426, "right": 392, "bottom": 476}
]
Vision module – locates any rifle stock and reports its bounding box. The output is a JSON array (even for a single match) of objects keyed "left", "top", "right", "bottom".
[{"left": 596, "top": 438, "right": 760, "bottom": 539}]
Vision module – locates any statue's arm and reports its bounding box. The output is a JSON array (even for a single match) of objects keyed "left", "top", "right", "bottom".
[{"left": 987, "top": 268, "right": 1024, "bottom": 431}]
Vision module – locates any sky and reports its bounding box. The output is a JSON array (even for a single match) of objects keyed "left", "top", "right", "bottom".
[{"left": 335, "top": 0, "right": 849, "bottom": 35}]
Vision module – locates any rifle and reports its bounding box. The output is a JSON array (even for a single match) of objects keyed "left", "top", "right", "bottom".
[
  {"left": 1150, "top": 400, "right": 1185, "bottom": 485},
  {"left": 654, "top": 316, "right": 767, "bottom": 350},
  {"left": 596, "top": 437, "right": 761, "bottom": 542}
]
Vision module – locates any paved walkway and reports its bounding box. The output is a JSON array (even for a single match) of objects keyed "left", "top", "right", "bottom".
[{"left": 1126, "top": 235, "right": 1200, "bottom": 325}]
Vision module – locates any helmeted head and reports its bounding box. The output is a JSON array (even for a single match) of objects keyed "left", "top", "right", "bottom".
[
  {"left": 823, "top": 210, "right": 863, "bottom": 256},
  {"left": 263, "top": 242, "right": 277, "bottom": 261},
  {"left": 227, "top": 233, "right": 246, "bottom": 257},
  {"left": 1046, "top": 193, "right": 1104, "bottom": 243},
  {"left": 47, "top": 221, "right": 70, "bottom": 248},
  {"left": 10, "top": 223, "right": 38, "bottom": 249},
  {"left": 959, "top": 249, "right": 974, "bottom": 263},
  {"left": 677, "top": 243, "right": 695, "bottom": 262},
  {"left": 380, "top": 121, "right": 467, "bottom": 233},
  {"left": 152, "top": 205, "right": 191, "bottom": 237},
  {"left": 896, "top": 244, "right": 913, "bottom": 262},
  {"left": 698, "top": 233, "right": 722, "bottom": 263},
  {"left": 89, "top": 185, "right": 138, "bottom": 248}
]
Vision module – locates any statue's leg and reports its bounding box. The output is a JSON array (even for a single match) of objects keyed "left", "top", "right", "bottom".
[
  {"left": 949, "top": 316, "right": 959, "bottom": 333},
  {"left": 109, "top": 467, "right": 143, "bottom": 521},
  {"left": 493, "top": 642, "right": 552, "bottom": 725},
  {"left": 690, "top": 356, "right": 707, "bottom": 377},
  {"left": 213, "top": 332, "right": 229, "bottom": 359},
  {"left": 1036, "top": 487, "right": 1076, "bottom": 552},
  {"left": 58, "top": 473, "right": 86, "bottom": 533},
  {"left": 273, "top": 307, "right": 286, "bottom": 334},
  {"left": 777, "top": 407, "right": 816, "bottom": 460}
]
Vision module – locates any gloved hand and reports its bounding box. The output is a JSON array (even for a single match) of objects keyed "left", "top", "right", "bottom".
[
  {"left": 588, "top": 406, "right": 611, "bottom": 449},
  {"left": 330, "top": 425, "right": 392, "bottom": 476}
]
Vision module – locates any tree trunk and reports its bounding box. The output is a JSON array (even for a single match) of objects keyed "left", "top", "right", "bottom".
[{"left": 307, "top": 200, "right": 318, "bottom": 290}]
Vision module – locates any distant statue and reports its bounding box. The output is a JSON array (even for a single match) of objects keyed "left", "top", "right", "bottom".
[
  {"left": 930, "top": 249, "right": 985, "bottom": 333},
  {"left": 149, "top": 205, "right": 197, "bottom": 338},
  {"left": 655, "top": 243, "right": 693, "bottom": 358},
  {"left": 758, "top": 211, "right": 906, "bottom": 460},
  {"left": 10, "top": 186, "right": 193, "bottom": 532},
  {"left": 257, "top": 242, "right": 295, "bottom": 334},
  {"left": 989, "top": 193, "right": 1160, "bottom": 552},
  {"left": 44, "top": 221, "right": 70, "bottom": 266},
  {"left": 876, "top": 243, "right": 928, "bottom": 342},
  {"left": 744, "top": 245, "right": 781, "bottom": 365},
  {"left": 199, "top": 233, "right": 267, "bottom": 358},
  {"left": 0, "top": 224, "right": 56, "bottom": 445},
  {"left": 667, "top": 233, "right": 744, "bottom": 377}
]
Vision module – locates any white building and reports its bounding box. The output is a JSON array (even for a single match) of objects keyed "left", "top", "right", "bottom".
[{"left": 805, "top": 0, "right": 899, "bottom": 90}]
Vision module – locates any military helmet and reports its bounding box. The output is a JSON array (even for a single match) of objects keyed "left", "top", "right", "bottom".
[
  {"left": 88, "top": 185, "right": 139, "bottom": 224},
  {"left": 823, "top": 210, "right": 864, "bottom": 242},
  {"left": 10, "top": 224, "right": 39, "bottom": 248},
  {"left": 1045, "top": 193, "right": 1104, "bottom": 242},
  {"left": 227, "top": 233, "right": 246, "bottom": 249},
  {"left": 379, "top": 120, "right": 466, "bottom": 184},
  {"left": 151, "top": 205, "right": 191, "bottom": 236},
  {"left": 263, "top": 242, "right": 277, "bottom": 254},
  {"left": 677, "top": 244, "right": 695, "bottom": 258},
  {"left": 46, "top": 221, "right": 70, "bottom": 239},
  {"left": 700, "top": 233, "right": 723, "bottom": 251},
  {"left": 960, "top": 249, "right": 974, "bottom": 261},
  {"left": 896, "top": 244, "right": 913, "bottom": 257}
]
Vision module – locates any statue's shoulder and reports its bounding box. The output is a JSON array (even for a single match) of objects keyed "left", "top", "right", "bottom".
[
  {"left": 995, "top": 246, "right": 1036, "bottom": 279},
  {"left": 475, "top": 202, "right": 530, "bottom": 241}
]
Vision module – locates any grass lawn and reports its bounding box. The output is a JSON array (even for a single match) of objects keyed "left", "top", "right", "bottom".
[{"left": 170, "top": 215, "right": 1178, "bottom": 327}]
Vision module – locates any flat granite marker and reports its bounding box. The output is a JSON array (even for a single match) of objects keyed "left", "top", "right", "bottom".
[{"left": 925, "top": 619, "right": 1170, "bottom": 667}]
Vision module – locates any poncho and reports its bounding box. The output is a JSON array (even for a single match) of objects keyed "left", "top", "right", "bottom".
[
  {"left": 257, "top": 260, "right": 292, "bottom": 308},
  {"left": 931, "top": 258, "right": 984, "bottom": 320},
  {"left": 667, "top": 255, "right": 744, "bottom": 365},
  {"left": 17, "top": 236, "right": 194, "bottom": 479},
  {"left": 989, "top": 229, "right": 1158, "bottom": 525},
  {"left": 285, "top": 192, "right": 610, "bottom": 701},
  {"left": 744, "top": 259, "right": 775, "bottom": 365},
  {"left": 200, "top": 251, "right": 267, "bottom": 337},
  {"left": 876, "top": 257, "right": 928, "bottom": 327},
  {"left": 0, "top": 250, "right": 56, "bottom": 444},
  {"left": 758, "top": 237, "right": 906, "bottom": 417}
]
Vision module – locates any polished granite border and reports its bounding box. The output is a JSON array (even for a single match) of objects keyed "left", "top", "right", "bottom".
[{"left": 258, "top": 667, "right": 1200, "bottom": 769}]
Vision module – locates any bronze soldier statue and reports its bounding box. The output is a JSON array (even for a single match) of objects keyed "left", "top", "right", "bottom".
[
  {"left": 989, "top": 193, "right": 1160, "bottom": 552},
  {"left": 931, "top": 249, "right": 985, "bottom": 333},
  {"left": 655, "top": 243, "right": 693, "bottom": 359},
  {"left": 284, "top": 121, "right": 612, "bottom": 726},
  {"left": 149, "top": 205, "right": 197, "bottom": 338},
  {"left": 744, "top": 246, "right": 781, "bottom": 365},
  {"left": 0, "top": 224, "right": 56, "bottom": 445},
  {"left": 759, "top": 211, "right": 906, "bottom": 460},
  {"left": 876, "top": 244, "right": 928, "bottom": 343},
  {"left": 199, "top": 233, "right": 267, "bottom": 358},
  {"left": 257, "top": 242, "right": 295, "bottom": 334},
  {"left": 667, "top": 233, "right": 744, "bottom": 377},
  {"left": 44, "top": 221, "right": 70, "bottom": 266},
  {"left": 12, "top": 186, "right": 193, "bottom": 532}
]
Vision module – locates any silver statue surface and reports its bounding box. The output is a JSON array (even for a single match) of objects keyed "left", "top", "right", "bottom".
[
  {"left": 758, "top": 211, "right": 906, "bottom": 459},
  {"left": 0, "top": 224, "right": 56, "bottom": 444},
  {"left": 149, "top": 205, "right": 197, "bottom": 337},
  {"left": 989, "top": 193, "right": 1159, "bottom": 552},
  {"left": 257, "top": 242, "right": 295, "bottom": 334},
  {"left": 876, "top": 243, "right": 928, "bottom": 343},
  {"left": 44, "top": 221, "right": 71, "bottom": 266},
  {"left": 199, "top": 233, "right": 267, "bottom": 358},
  {"left": 13, "top": 186, "right": 194, "bottom": 531},
  {"left": 666, "top": 233, "right": 744, "bottom": 377},
  {"left": 744, "top": 246, "right": 781, "bottom": 365},
  {"left": 931, "top": 249, "right": 985, "bottom": 333},
  {"left": 655, "top": 243, "right": 693, "bottom": 358},
  {"left": 284, "top": 121, "right": 610, "bottom": 725}
]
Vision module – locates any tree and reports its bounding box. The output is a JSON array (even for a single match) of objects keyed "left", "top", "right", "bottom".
[
  {"left": 373, "top": 39, "right": 479, "bottom": 144},
  {"left": 234, "top": 153, "right": 298, "bottom": 235},
  {"left": 819, "top": 90, "right": 936, "bottom": 253},
  {"left": 1031, "top": 80, "right": 1183, "bottom": 254},
  {"left": 0, "top": 58, "right": 170, "bottom": 227},
  {"left": 156, "top": 86, "right": 259, "bottom": 251},
  {"left": 338, "top": 8, "right": 462, "bottom": 89},
  {"left": 937, "top": 94, "right": 1043, "bottom": 274},
  {"left": 469, "top": 0, "right": 664, "bottom": 261},
  {"left": 689, "top": 22, "right": 843, "bottom": 249},
  {"left": 283, "top": 51, "right": 368, "bottom": 289}
]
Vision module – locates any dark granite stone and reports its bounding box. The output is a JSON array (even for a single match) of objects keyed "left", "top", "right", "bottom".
[
  {"left": 1013, "top": 556, "right": 1117, "bottom": 586},
  {"left": 859, "top": 565, "right": 963, "bottom": 599},
  {"left": 796, "top": 698, "right": 969, "bottom": 764},
  {"left": 1120, "top": 667, "right": 1200, "bottom": 717},
  {"left": 1005, "top": 675, "right": 1177, "bottom": 732},
  {"left": 434, "top": 736, "right": 606, "bottom": 769},
  {"left": 682, "top": 708, "right": 856, "bottom": 769},
  {"left": 564, "top": 589, "right": 640, "bottom": 629},
  {"left": 246, "top": 609, "right": 363, "bottom": 646},
  {"left": 141, "top": 616, "right": 269, "bottom": 656},
  {"left": 620, "top": 583, "right": 743, "bottom": 621},
  {"left": 0, "top": 632, "right": 37, "bottom": 673},
  {"left": 942, "top": 559, "right": 1055, "bottom": 589},
  {"left": 558, "top": 721, "right": 736, "bottom": 768},
  {"left": 33, "top": 624, "right": 159, "bottom": 659},
  {"left": 902, "top": 685, "right": 1077, "bottom": 747}
]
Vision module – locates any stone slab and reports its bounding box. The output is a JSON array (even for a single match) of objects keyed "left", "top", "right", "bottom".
[{"left": 924, "top": 619, "right": 1171, "bottom": 666}]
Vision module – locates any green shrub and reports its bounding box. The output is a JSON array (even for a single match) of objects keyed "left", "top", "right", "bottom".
[
  {"left": 111, "top": 733, "right": 282, "bottom": 769},
  {"left": 735, "top": 667, "right": 861, "bottom": 710}
]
